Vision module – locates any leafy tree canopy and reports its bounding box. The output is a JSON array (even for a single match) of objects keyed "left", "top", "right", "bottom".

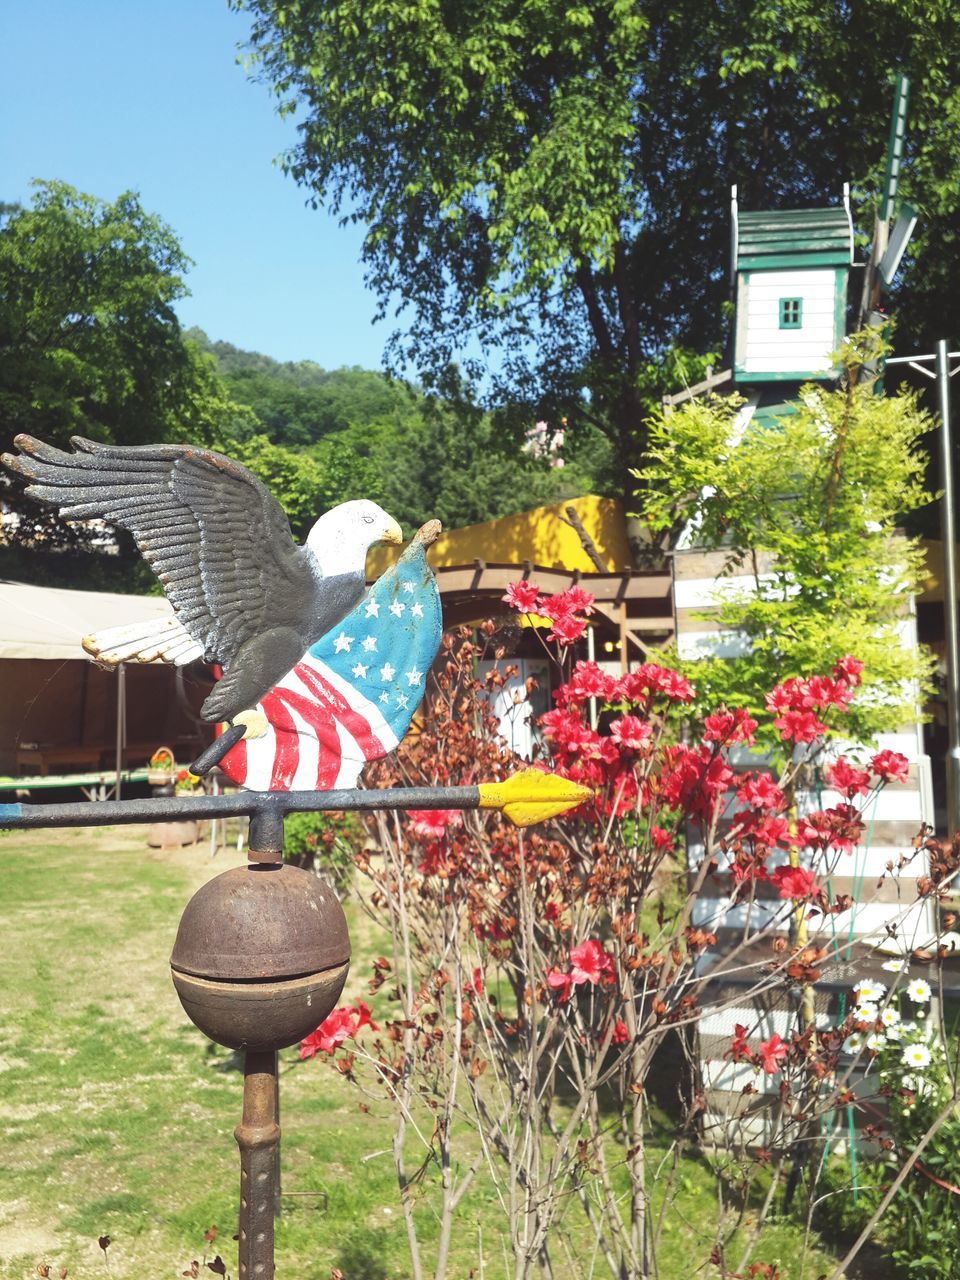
[
  {"left": 0, "top": 182, "right": 254, "bottom": 575},
  {"left": 637, "top": 330, "right": 936, "bottom": 745},
  {"left": 233, "top": 0, "right": 960, "bottom": 485}
]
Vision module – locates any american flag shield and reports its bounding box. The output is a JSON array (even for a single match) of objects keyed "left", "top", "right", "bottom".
[{"left": 218, "top": 538, "right": 442, "bottom": 792}]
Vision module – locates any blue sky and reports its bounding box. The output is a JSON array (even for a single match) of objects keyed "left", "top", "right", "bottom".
[{"left": 2, "top": 0, "right": 388, "bottom": 369}]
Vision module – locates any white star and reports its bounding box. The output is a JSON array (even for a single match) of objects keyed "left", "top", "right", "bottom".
[
  {"left": 402, "top": 581, "right": 415, "bottom": 594},
  {"left": 352, "top": 662, "right": 369, "bottom": 679},
  {"left": 379, "top": 662, "right": 397, "bottom": 682},
  {"left": 379, "top": 691, "right": 390, "bottom": 704},
  {"left": 405, "top": 667, "right": 423, "bottom": 686},
  {"left": 411, "top": 602, "right": 424, "bottom": 618},
  {"left": 396, "top": 693, "right": 409, "bottom": 710},
  {"left": 334, "top": 632, "right": 353, "bottom": 653},
  {"left": 389, "top": 601, "right": 406, "bottom": 618},
  {"left": 361, "top": 635, "right": 378, "bottom": 652},
  {"left": 365, "top": 599, "right": 380, "bottom": 618}
]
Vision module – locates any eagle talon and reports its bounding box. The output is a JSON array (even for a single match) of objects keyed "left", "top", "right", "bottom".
[{"left": 235, "top": 709, "right": 269, "bottom": 740}]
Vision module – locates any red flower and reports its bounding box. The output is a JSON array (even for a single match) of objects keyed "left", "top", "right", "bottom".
[
  {"left": 611, "top": 1018, "right": 630, "bottom": 1045},
  {"left": 407, "top": 808, "right": 462, "bottom": 838},
  {"left": 546, "top": 969, "right": 573, "bottom": 1002},
  {"left": 753, "top": 816, "right": 794, "bottom": 848},
  {"left": 502, "top": 581, "right": 542, "bottom": 612},
  {"left": 769, "top": 864, "right": 817, "bottom": 900},
  {"left": 300, "top": 1002, "right": 379, "bottom": 1059},
  {"left": 570, "top": 939, "right": 614, "bottom": 985},
  {"left": 565, "top": 660, "right": 617, "bottom": 703},
  {"left": 832, "top": 655, "right": 864, "bottom": 687},
  {"left": 547, "top": 612, "right": 587, "bottom": 646},
  {"left": 737, "top": 774, "right": 785, "bottom": 811},
  {"left": 773, "top": 708, "right": 828, "bottom": 744},
  {"left": 725, "top": 1023, "right": 753, "bottom": 1063},
  {"left": 871, "top": 749, "right": 909, "bottom": 784},
  {"left": 703, "top": 707, "right": 758, "bottom": 746},
  {"left": 757, "top": 1033, "right": 788, "bottom": 1074},
  {"left": 469, "top": 968, "right": 484, "bottom": 996},
  {"left": 651, "top": 825, "right": 674, "bottom": 851},
  {"left": 551, "top": 586, "right": 595, "bottom": 617},
  {"left": 609, "top": 715, "right": 652, "bottom": 752},
  {"left": 827, "top": 757, "right": 871, "bottom": 798}
]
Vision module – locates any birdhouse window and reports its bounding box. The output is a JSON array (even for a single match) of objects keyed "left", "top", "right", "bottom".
[{"left": 779, "top": 297, "right": 803, "bottom": 329}]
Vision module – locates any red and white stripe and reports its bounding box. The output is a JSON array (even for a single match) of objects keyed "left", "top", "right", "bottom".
[{"left": 219, "top": 652, "right": 398, "bottom": 792}]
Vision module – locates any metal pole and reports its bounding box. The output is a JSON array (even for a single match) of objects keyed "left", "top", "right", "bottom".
[
  {"left": 114, "top": 662, "right": 125, "bottom": 801},
  {"left": 937, "top": 339, "right": 960, "bottom": 837},
  {"left": 236, "top": 1049, "right": 280, "bottom": 1279}
]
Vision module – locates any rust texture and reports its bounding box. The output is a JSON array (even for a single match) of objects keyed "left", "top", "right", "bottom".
[{"left": 236, "top": 1050, "right": 280, "bottom": 1280}]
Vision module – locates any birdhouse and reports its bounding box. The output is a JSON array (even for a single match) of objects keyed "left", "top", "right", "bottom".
[{"left": 730, "top": 186, "right": 853, "bottom": 384}]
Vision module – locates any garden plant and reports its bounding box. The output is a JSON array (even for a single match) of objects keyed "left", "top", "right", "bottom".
[{"left": 297, "top": 583, "right": 960, "bottom": 1280}]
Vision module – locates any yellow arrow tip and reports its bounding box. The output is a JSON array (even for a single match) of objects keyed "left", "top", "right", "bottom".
[{"left": 477, "top": 769, "right": 593, "bottom": 828}]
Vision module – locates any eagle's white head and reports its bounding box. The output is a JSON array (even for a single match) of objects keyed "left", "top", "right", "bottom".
[{"left": 305, "top": 500, "right": 404, "bottom": 577}]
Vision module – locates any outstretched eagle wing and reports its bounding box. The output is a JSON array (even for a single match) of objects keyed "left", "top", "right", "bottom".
[{"left": 3, "top": 435, "right": 322, "bottom": 669}]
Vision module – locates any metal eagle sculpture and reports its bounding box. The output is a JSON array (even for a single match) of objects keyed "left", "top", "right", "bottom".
[{"left": 2, "top": 435, "right": 448, "bottom": 791}]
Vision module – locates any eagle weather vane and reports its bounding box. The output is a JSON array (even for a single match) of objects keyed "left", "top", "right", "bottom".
[{"left": 2, "top": 434, "right": 591, "bottom": 824}]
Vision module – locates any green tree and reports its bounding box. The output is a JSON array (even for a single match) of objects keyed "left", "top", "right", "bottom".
[
  {"left": 637, "top": 331, "right": 936, "bottom": 745},
  {"left": 0, "top": 181, "right": 255, "bottom": 577},
  {"left": 233, "top": 0, "right": 960, "bottom": 490}
]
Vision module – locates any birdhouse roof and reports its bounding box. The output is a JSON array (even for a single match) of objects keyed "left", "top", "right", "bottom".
[{"left": 735, "top": 206, "right": 853, "bottom": 272}]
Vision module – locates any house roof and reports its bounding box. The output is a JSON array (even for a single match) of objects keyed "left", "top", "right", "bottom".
[{"left": 736, "top": 206, "right": 853, "bottom": 273}]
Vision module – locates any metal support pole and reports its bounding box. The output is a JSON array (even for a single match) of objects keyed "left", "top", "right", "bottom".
[
  {"left": 236, "top": 1049, "right": 280, "bottom": 1279},
  {"left": 937, "top": 339, "right": 960, "bottom": 837}
]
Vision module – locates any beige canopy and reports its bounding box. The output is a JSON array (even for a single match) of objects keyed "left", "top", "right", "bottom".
[
  {"left": 0, "top": 581, "right": 208, "bottom": 777},
  {"left": 0, "top": 581, "right": 174, "bottom": 661}
]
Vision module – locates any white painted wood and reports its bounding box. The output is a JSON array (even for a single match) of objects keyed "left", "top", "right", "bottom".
[{"left": 738, "top": 268, "right": 839, "bottom": 374}]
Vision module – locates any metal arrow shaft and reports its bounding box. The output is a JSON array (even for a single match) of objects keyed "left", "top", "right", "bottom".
[{"left": 0, "top": 786, "right": 484, "bottom": 832}]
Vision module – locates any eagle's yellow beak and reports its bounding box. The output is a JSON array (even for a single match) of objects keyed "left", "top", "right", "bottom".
[{"left": 381, "top": 517, "right": 404, "bottom": 545}]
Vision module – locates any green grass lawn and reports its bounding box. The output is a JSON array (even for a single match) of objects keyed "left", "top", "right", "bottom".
[{"left": 0, "top": 826, "right": 854, "bottom": 1279}]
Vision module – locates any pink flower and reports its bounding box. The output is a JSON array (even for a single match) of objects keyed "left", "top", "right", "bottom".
[
  {"left": 551, "top": 586, "right": 595, "bottom": 616},
  {"left": 758, "top": 1033, "right": 789, "bottom": 1074},
  {"left": 871, "top": 749, "right": 909, "bottom": 784},
  {"left": 546, "top": 969, "right": 573, "bottom": 1002},
  {"left": 703, "top": 707, "right": 758, "bottom": 746},
  {"left": 769, "top": 864, "right": 817, "bottom": 900},
  {"left": 753, "top": 816, "right": 794, "bottom": 848},
  {"left": 609, "top": 715, "right": 652, "bottom": 752},
  {"left": 570, "top": 939, "right": 614, "bottom": 986},
  {"left": 725, "top": 1023, "right": 753, "bottom": 1063},
  {"left": 407, "top": 808, "right": 463, "bottom": 838},
  {"left": 832, "top": 656, "right": 864, "bottom": 687},
  {"left": 502, "top": 581, "right": 542, "bottom": 612},
  {"left": 773, "top": 708, "right": 828, "bottom": 744},
  {"left": 547, "top": 612, "right": 587, "bottom": 646},
  {"left": 300, "top": 1001, "right": 379, "bottom": 1059},
  {"left": 828, "top": 758, "right": 871, "bottom": 798},
  {"left": 737, "top": 774, "right": 785, "bottom": 811},
  {"left": 566, "top": 660, "right": 617, "bottom": 703}
]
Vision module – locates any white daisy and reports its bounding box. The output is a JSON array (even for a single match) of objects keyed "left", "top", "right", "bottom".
[
  {"left": 882, "top": 958, "right": 910, "bottom": 973},
  {"left": 854, "top": 1002, "right": 879, "bottom": 1021},
  {"left": 880, "top": 1007, "right": 901, "bottom": 1028},
  {"left": 884, "top": 1021, "right": 905, "bottom": 1041},
  {"left": 901, "top": 1043, "right": 932, "bottom": 1070},
  {"left": 866, "top": 1032, "right": 886, "bottom": 1052},
  {"left": 907, "top": 979, "right": 931, "bottom": 1004},
  {"left": 853, "top": 979, "right": 887, "bottom": 1003},
  {"left": 845, "top": 1032, "right": 865, "bottom": 1054}
]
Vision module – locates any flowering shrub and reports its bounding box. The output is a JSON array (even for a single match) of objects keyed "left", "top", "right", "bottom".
[{"left": 296, "top": 587, "right": 950, "bottom": 1280}]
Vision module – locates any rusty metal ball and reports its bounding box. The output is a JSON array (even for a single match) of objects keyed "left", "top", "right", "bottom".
[{"left": 170, "top": 863, "right": 350, "bottom": 1052}]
